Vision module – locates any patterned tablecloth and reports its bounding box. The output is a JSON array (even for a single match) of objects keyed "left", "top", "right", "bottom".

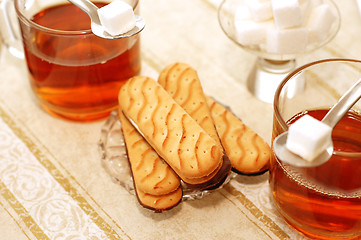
[{"left": 0, "top": 0, "right": 360, "bottom": 239}]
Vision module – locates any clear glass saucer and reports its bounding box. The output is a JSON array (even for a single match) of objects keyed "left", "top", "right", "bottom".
[{"left": 99, "top": 110, "right": 236, "bottom": 201}]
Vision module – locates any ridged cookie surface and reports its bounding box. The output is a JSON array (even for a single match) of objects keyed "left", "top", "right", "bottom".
[
  {"left": 206, "top": 97, "right": 270, "bottom": 174},
  {"left": 158, "top": 63, "right": 221, "bottom": 148},
  {"left": 118, "top": 76, "right": 223, "bottom": 183},
  {"left": 119, "top": 112, "right": 181, "bottom": 196},
  {"left": 135, "top": 187, "right": 182, "bottom": 213}
]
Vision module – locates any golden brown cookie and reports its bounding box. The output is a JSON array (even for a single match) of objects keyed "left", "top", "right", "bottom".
[
  {"left": 118, "top": 76, "right": 223, "bottom": 184},
  {"left": 135, "top": 186, "right": 183, "bottom": 213},
  {"left": 206, "top": 97, "right": 270, "bottom": 174},
  {"left": 119, "top": 112, "right": 181, "bottom": 196},
  {"left": 158, "top": 63, "right": 222, "bottom": 148}
]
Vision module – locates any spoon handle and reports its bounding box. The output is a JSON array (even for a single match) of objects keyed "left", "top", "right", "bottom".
[
  {"left": 67, "top": 0, "right": 99, "bottom": 18},
  {"left": 322, "top": 78, "right": 361, "bottom": 128}
]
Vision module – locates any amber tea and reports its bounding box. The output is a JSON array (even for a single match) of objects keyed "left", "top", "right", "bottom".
[
  {"left": 21, "top": 2, "right": 141, "bottom": 121},
  {"left": 270, "top": 109, "right": 361, "bottom": 239}
]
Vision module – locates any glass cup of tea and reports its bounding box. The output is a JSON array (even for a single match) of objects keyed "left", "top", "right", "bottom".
[
  {"left": 270, "top": 58, "right": 361, "bottom": 239},
  {"left": 1, "top": 0, "right": 141, "bottom": 121}
]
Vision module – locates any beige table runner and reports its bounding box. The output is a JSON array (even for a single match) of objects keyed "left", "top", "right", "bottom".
[{"left": 0, "top": 0, "right": 360, "bottom": 239}]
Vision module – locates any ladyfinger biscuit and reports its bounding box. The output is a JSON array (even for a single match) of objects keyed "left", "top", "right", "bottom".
[
  {"left": 206, "top": 97, "right": 271, "bottom": 174},
  {"left": 181, "top": 158, "right": 222, "bottom": 185},
  {"left": 119, "top": 112, "right": 181, "bottom": 196},
  {"left": 135, "top": 187, "right": 182, "bottom": 213},
  {"left": 158, "top": 63, "right": 222, "bottom": 148},
  {"left": 182, "top": 154, "right": 231, "bottom": 190},
  {"left": 118, "top": 76, "right": 223, "bottom": 184}
]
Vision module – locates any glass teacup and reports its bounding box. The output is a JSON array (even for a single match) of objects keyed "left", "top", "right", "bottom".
[
  {"left": 270, "top": 59, "right": 361, "bottom": 240},
  {"left": 1, "top": 0, "right": 141, "bottom": 121}
]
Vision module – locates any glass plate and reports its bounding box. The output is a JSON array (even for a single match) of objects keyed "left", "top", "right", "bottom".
[{"left": 99, "top": 110, "right": 236, "bottom": 201}]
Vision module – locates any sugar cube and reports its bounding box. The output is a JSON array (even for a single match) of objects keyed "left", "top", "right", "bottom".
[
  {"left": 247, "top": 0, "right": 273, "bottom": 22},
  {"left": 286, "top": 114, "right": 332, "bottom": 162},
  {"left": 235, "top": 19, "right": 274, "bottom": 46},
  {"left": 271, "top": 0, "right": 302, "bottom": 29},
  {"left": 234, "top": 5, "right": 252, "bottom": 21},
  {"left": 310, "top": 0, "right": 323, "bottom": 8},
  {"left": 306, "top": 4, "right": 337, "bottom": 43},
  {"left": 267, "top": 27, "right": 308, "bottom": 54},
  {"left": 98, "top": 0, "right": 136, "bottom": 36},
  {"left": 299, "top": 0, "right": 311, "bottom": 22}
]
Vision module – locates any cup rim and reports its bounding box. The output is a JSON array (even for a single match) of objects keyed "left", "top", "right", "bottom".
[
  {"left": 14, "top": 0, "right": 139, "bottom": 36},
  {"left": 273, "top": 58, "right": 361, "bottom": 157}
]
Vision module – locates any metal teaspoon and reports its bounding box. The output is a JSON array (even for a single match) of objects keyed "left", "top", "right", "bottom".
[
  {"left": 273, "top": 78, "right": 361, "bottom": 167},
  {"left": 67, "top": 0, "right": 145, "bottom": 39}
]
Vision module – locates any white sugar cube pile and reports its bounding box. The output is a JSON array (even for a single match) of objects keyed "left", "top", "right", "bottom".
[
  {"left": 234, "top": 0, "right": 337, "bottom": 55},
  {"left": 267, "top": 28, "right": 308, "bottom": 55},
  {"left": 307, "top": 4, "right": 338, "bottom": 43},
  {"left": 98, "top": 0, "right": 136, "bottom": 36},
  {"left": 272, "top": 0, "right": 302, "bottom": 29},
  {"left": 235, "top": 20, "right": 271, "bottom": 45},
  {"left": 248, "top": 0, "right": 273, "bottom": 22},
  {"left": 286, "top": 114, "right": 332, "bottom": 162}
]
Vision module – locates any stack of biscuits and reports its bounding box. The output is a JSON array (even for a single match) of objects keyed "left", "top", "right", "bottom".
[{"left": 118, "top": 63, "right": 271, "bottom": 212}]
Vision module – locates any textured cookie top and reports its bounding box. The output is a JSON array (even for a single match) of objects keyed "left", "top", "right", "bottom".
[
  {"left": 206, "top": 97, "right": 270, "bottom": 174},
  {"left": 135, "top": 187, "right": 183, "bottom": 213},
  {"left": 118, "top": 76, "right": 223, "bottom": 180},
  {"left": 158, "top": 62, "right": 222, "bottom": 149},
  {"left": 120, "top": 112, "right": 181, "bottom": 196}
]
